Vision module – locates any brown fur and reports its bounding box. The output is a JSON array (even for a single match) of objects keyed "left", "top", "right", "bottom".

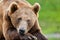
[{"left": 0, "top": 0, "right": 48, "bottom": 40}]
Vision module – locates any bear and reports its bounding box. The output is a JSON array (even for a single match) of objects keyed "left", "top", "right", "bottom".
[{"left": 0, "top": 0, "right": 48, "bottom": 40}]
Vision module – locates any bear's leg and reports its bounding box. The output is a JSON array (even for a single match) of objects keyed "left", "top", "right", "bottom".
[
  {"left": 19, "top": 33, "right": 37, "bottom": 40},
  {"left": 29, "top": 20, "right": 48, "bottom": 40},
  {"left": 32, "top": 30, "right": 48, "bottom": 40}
]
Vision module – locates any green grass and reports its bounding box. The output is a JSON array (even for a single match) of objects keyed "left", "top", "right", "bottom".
[{"left": 39, "top": 10, "right": 60, "bottom": 34}]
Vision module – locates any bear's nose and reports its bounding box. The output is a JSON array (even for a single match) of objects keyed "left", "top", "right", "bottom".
[{"left": 19, "top": 29, "right": 25, "bottom": 35}]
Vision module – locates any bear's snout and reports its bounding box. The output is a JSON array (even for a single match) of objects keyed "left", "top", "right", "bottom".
[
  {"left": 19, "top": 29, "right": 25, "bottom": 35},
  {"left": 17, "top": 21, "right": 28, "bottom": 34}
]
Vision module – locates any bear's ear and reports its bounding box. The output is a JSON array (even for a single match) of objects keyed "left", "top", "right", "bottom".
[
  {"left": 33, "top": 3, "right": 40, "bottom": 15},
  {"left": 8, "top": 2, "right": 19, "bottom": 13}
]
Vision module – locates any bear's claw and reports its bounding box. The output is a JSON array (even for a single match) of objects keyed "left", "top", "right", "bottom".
[{"left": 20, "top": 34, "right": 37, "bottom": 40}]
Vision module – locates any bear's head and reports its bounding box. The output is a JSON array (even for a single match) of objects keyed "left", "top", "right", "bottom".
[{"left": 7, "top": 2, "right": 40, "bottom": 34}]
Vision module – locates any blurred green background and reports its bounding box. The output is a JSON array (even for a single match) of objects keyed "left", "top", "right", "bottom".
[{"left": 27, "top": 0, "right": 60, "bottom": 40}]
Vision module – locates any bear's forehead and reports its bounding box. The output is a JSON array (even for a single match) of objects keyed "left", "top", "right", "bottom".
[{"left": 11, "top": 7, "right": 36, "bottom": 17}]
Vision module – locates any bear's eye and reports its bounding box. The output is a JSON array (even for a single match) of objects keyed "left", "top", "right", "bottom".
[
  {"left": 27, "top": 20, "right": 31, "bottom": 26},
  {"left": 17, "top": 18, "right": 22, "bottom": 22},
  {"left": 18, "top": 18, "right": 22, "bottom": 20},
  {"left": 27, "top": 20, "right": 30, "bottom": 24},
  {"left": 27, "top": 20, "right": 30, "bottom": 22}
]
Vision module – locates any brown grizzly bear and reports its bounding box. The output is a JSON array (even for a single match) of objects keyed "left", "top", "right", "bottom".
[{"left": 0, "top": 0, "right": 48, "bottom": 40}]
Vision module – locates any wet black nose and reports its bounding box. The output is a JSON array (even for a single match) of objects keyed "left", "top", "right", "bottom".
[{"left": 19, "top": 29, "right": 25, "bottom": 35}]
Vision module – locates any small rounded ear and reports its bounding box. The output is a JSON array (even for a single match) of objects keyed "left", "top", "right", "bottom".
[
  {"left": 33, "top": 3, "right": 40, "bottom": 15},
  {"left": 8, "top": 2, "right": 19, "bottom": 14}
]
